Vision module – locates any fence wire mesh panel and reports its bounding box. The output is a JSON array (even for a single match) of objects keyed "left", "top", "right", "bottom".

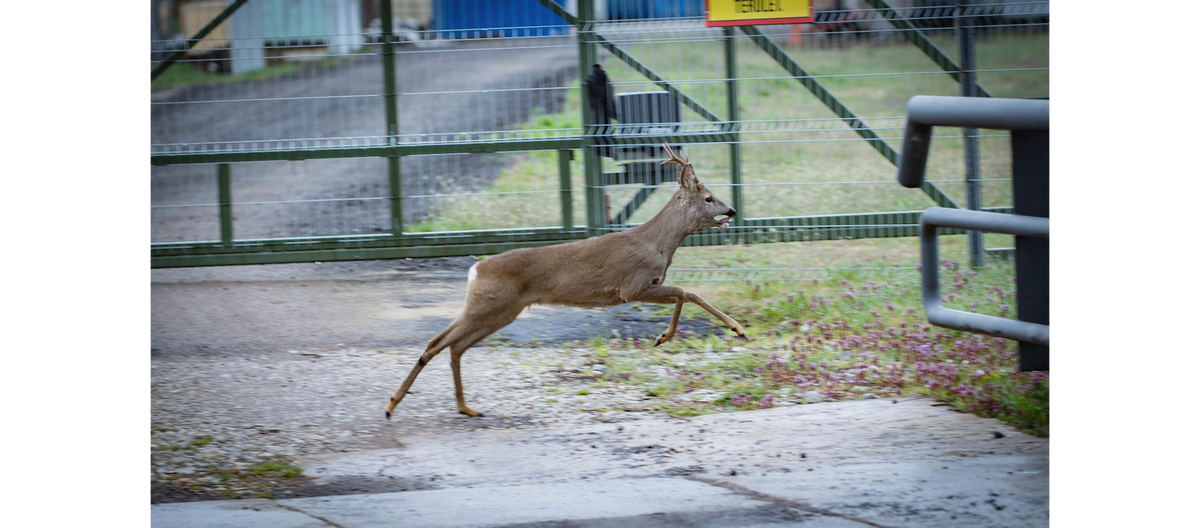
[{"left": 151, "top": 0, "right": 1048, "bottom": 271}]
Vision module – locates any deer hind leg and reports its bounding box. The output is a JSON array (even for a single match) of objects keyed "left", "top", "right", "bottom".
[
  {"left": 449, "top": 350, "right": 476, "bottom": 417},
  {"left": 384, "top": 302, "right": 521, "bottom": 420},
  {"left": 447, "top": 305, "right": 523, "bottom": 417},
  {"left": 386, "top": 324, "right": 454, "bottom": 419}
]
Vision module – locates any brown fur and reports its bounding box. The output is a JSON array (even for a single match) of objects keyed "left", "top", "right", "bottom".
[{"left": 385, "top": 145, "right": 746, "bottom": 419}]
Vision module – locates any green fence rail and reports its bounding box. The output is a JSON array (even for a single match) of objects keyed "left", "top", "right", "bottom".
[{"left": 151, "top": 0, "right": 1047, "bottom": 268}]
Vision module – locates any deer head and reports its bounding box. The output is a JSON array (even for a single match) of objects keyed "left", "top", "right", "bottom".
[{"left": 660, "top": 143, "right": 736, "bottom": 231}]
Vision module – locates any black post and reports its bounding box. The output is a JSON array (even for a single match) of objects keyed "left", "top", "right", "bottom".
[{"left": 1012, "top": 130, "right": 1049, "bottom": 371}]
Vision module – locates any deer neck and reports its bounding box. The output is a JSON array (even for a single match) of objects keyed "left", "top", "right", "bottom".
[{"left": 630, "top": 194, "right": 697, "bottom": 254}]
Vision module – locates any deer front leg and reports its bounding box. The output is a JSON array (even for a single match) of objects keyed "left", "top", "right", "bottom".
[
  {"left": 626, "top": 284, "right": 687, "bottom": 346},
  {"left": 631, "top": 286, "right": 748, "bottom": 345},
  {"left": 686, "top": 291, "right": 748, "bottom": 340},
  {"left": 654, "top": 296, "right": 686, "bottom": 346}
]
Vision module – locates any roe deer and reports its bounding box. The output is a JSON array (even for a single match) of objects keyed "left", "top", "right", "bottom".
[{"left": 386, "top": 144, "right": 747, "bottom": 419}]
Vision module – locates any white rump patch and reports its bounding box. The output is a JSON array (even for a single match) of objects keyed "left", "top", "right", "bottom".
[{"left": 467, "top": 263, "right": 478, "bottom": 283}]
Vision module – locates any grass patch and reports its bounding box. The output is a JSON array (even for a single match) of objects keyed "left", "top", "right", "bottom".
[
  {"left": 244, "top": 459, "right": 303, "bottom": 479},
  {"left": 581, "top": 250, "right": 1046, "bottom": 437},
  {"left": 152, "top": 455, "right": 304, "bottom": 500}
]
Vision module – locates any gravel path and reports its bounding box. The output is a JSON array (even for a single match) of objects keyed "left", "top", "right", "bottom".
[
  {"left": 149, "top": 258, "right": 1045, "bottom": 511},
  {"left": 151, "top": 258, "right": 725, "bottom": 502},
  {"left": 150, "top": 343, "right": 747, "bottom": 502}
]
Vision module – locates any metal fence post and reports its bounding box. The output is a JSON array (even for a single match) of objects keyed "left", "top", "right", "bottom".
[
  {"left": 724, "top": 27, "right": 744, "bottom": 242},
  {"left": 559, "top": 149, "right": 574, "bottom": 230},
  {"left": 218, "top": 163, "right": 234, "bottom": 246},
  {"left": 381, "top": 0, "right": 403, "bottom": 236},
  {"left": 578, "top": 0, "right": 604, "bottom": 237},
  {"left": 957, "top": 1, "right": 983, "bottom": 267}
]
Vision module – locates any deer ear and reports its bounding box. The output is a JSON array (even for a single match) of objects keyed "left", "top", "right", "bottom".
[
  {"left": 661, "top": 143, "right": 698, "bottom": 191},
  {"left": 677, "top": 163, "right": 698, "bottom": 191}
]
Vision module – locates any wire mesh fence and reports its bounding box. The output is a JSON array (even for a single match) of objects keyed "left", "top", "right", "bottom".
[{"left": 150, "top": 0, "right": 1048, "bottom": 274}]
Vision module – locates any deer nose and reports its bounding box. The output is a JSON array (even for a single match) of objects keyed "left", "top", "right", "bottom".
[{"left": 725, "top": 208, "right": 737, "bottom": 217}]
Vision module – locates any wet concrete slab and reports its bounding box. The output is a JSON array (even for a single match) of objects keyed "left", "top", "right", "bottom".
[
  {"left": 708, "top": 455, "right": 1048, "bottom": 527},
  {"left": 298, "top": 398, "right": 1046, "bottom": 488},
  {"left": 151, "top": 498, "right": 331, "bottom": 528},
  {"left": 278, "top": 478, "right": 770, "bottom": 528},
  {"left": 152, "top": 399, "right": 1048, "bottom": 527}
]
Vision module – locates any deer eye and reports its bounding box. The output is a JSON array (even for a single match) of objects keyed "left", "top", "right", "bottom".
[{"left": 705, "top": 196, "right": 713, "bottom": 203}]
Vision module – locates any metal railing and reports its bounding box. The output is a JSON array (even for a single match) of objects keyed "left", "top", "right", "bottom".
[{"left": 897, "top": 94, "right": 1049, "bottom": 370}]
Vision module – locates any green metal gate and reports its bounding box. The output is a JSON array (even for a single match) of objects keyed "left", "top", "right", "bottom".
[{"left": 151, "top": 0, "right": 1048, "bottom": 269}]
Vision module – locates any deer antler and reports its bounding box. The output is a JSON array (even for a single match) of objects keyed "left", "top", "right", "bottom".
[
  {"left": 660, "top": 143, "right": 688, "bottom": 167},
  {"left": 661, "top": 143, "right": 702, "bottom": 190}
]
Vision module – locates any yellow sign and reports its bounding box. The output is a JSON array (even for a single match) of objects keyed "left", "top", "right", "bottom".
[{"left": 706, "top": 0, "right": 813, "bottom": 27}]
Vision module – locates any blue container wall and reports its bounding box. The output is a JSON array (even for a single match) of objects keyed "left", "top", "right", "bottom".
[
  {"left": 257, "top": 0, "right": 328, "bottom": 44},
  {"left": 606, "top": 0, "right": 705, "bottom": 20},
  {"left": 432, "top": 0, "right": 570, "bottom": 38}
]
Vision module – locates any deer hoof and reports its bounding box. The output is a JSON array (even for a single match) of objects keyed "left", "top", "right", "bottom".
[
  {"left": 459, "top": 407, "right": 484, "bottom": 418},
  {"left": 653, "top": 333, "right": 666, "bottom": 347},
  {"left": 385, "top": 411, "right": 392, "bottom": 421},
  {"left": 737, "top": 332, "right": 748, "bottom": 340}
]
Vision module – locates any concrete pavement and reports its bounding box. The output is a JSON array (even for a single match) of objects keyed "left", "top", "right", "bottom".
[{"left": 152, "top": 398, "right": 1049, "bottom": 527}]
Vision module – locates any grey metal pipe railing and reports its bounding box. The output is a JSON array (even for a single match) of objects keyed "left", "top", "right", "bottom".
[
  {"left": 920, "top": 207, "right": 1049, "bottom": 345},
  {"left": 898, "top": 96, "right": 1049, "bottom": 189},
  {"left": 897, "top": 95, "right": 1050, "bottom": 359}
]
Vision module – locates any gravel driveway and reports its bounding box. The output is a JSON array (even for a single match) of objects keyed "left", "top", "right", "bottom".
[
  {"left": 151, "top": 258, "right": 720, "bottom": 502},
  {"left": 150, "top": 258, "right": 1047, "bottom": 520}
]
